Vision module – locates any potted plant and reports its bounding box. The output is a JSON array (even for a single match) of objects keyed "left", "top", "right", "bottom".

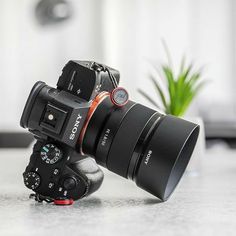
[{"left": 138, "top": 45, "right": 206, "bottom": 174}]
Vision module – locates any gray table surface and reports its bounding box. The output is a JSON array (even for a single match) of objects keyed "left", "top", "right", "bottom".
[{"left": 0, "top": 144, "right": 236, "bottom": 236}]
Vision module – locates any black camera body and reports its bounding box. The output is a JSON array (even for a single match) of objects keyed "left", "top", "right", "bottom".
[
  {"left": 21, "top": 61, "right": 120, "bottom": 149},
  {"left": 21, "top": 60, "right": 200, "bottom": 204},
  {"left": 57, "top": 60, "right": 120, "bottom": 101},
  {"left": 24, "top": 139, "right": 103, "bottom": 204},
  {"left": 21, "top": 61, "right": 119, "bottom": 204}
]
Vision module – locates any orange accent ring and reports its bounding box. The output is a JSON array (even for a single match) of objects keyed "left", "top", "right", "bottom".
[{"left": 78, "top": 92, "right": 110, "bottom": 154}]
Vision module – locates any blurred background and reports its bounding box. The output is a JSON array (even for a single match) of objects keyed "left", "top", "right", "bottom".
[
  {"left": 0, "top": 0, "right": 236, "bottom": 147},
  {"left": 1, "top": 2, "right": 236, "bottom": 235}
]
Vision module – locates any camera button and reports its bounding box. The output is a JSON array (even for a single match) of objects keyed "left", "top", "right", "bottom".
[
  {"left": 48, "top": 182, "right": 55, "bottom": 189},
  {"left": 53, "top": 168, "right": 60, "bottom": 176}
]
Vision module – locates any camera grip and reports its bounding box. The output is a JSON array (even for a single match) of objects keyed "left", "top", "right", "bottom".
[
  {"left": 70, "top": 157, "right": 104, "bottom": 196},
  {"left": 23, "top": 139, "right": 103, "bottom": 203}
]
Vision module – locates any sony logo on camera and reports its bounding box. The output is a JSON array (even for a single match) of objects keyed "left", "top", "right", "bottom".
[
  {"left": 69, "top": 113, "right": 83, "bottom": 140},
  {"left": 144, "top": 150, "right": 152, "bottom": 165}
]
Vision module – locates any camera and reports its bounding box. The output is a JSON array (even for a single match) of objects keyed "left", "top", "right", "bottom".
[
  {"left": 23, "top": 139, "right": 104, "bottom": 205},
  {"left": 21, "top": 60, "right": 199, "bottom": 203}
]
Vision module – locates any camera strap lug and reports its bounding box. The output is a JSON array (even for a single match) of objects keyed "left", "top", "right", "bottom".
[
  {"left": 29, "top": 193, "right": 54, "bottom": 203},
  {"left": 92, "top": 62, "right": 129, "bottom": 107},
  {"left": 91, "top": 62, "right": 118, "bottom": 88}
]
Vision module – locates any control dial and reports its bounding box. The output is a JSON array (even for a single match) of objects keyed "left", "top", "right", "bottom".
[
  {"left": 40, "top": 144, "right": 63, "bottom": 164},
  {"left": 24, "top": 172, "right": 41, "bottom": 190}
]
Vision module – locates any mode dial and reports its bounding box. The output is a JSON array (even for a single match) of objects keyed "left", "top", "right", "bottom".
[
  {"left": 23, "top": 172, "right": 41, "bottom": 190},
  {"left": 40, "top": 144, "right": 63, "bottom": 164}
]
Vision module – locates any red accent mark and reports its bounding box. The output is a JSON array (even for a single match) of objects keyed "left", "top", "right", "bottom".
[{"left": 54, "top": 199, "right": 74, "bottom": 205}]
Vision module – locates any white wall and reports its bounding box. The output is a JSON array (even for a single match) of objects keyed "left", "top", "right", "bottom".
[
  {"left": 0, "top": 0, "right": 104, "bottom": 131},
  {"left": 0, "top": 0, "right": 235, "bottom": 131},
  {"left": 102, "top": 0, "right": 236, "bottom": 119},
  {"left": 189, "top": 0, "right": 235, "bottom": 121},
  {"left": 102, "top": 0, "right": 190, "bottom": 101}
]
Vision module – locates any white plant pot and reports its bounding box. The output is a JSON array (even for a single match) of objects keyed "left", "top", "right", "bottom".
[{"left": 183, "top": 116, "right": 206, "bottom": 175}]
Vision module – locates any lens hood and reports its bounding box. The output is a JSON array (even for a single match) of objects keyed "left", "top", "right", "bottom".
[{"left": 135, "top": 115, "right": 200, "bottom": 201}]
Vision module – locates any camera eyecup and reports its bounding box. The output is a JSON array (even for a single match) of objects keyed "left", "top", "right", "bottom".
[{"left": 20, "top": 81, "right": 46, "bottom": 128}]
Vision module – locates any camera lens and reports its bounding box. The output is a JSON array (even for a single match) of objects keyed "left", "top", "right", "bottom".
[
  {"left": 133, "top": 115, "right": 199, "bottom": 200},
  {"left": 81, "top": 96, "right": 199, "bottom": 201}
]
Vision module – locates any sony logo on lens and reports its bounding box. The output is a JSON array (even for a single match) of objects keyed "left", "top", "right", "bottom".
[
  {"left": 69, "top": 113, "right": 82, "bottom": 140},
  {"left": 144, "top": 150, "right": 152, "bottom": 165}
]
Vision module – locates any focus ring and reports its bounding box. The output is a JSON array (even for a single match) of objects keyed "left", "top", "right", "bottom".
[
  {"left": 95, "top": 101, "right": 135, "bottom": 167},
  {"left": 82, "top": 97, "right": 114, "bottom": 155},
  {"left": 106, "top": 103, "right": 156, "bottom": 178}
]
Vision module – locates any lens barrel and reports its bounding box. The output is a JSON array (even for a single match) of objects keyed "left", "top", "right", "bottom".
[{"left": 82, "top": 97, "right": 200, "bottom": 201}]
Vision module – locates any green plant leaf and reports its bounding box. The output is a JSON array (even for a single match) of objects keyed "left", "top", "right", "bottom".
[
  {"left": 180, "top": 56, "right": 186, "bottom": 73},
  {"left": 137, "top": 89, "right": 162, "bottom": 110},
  {"left": 161, "top": 39, "right": 173, "bottom": 69},
  {"left": 193, "top": 80, "right": 207, "bottom": 96},
  {"left": 139, "top": 43, "right": 207, "bottom": 116},
  {"left": 162, "top": 65, "right": 176, "bottom": 114},
  {"left": 149, "top": 63, "right": 167, "bottom": 86},
  {"left": 181, "top": 64, "right": 193, "bottom": 82},
  {"left": 149, "top": 75, "right": 168, "bottom": 110}
]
